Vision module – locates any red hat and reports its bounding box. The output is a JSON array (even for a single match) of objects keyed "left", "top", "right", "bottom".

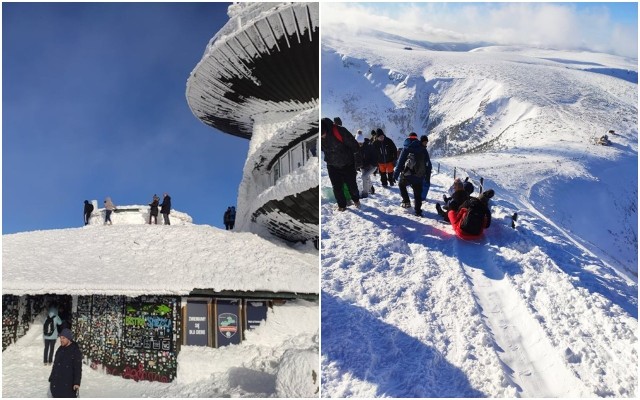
[{"left": 408, "top": 132, "right": 418, "bottom": 138}]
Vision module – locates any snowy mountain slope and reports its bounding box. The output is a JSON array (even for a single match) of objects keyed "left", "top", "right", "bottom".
[
  {"left": 320, "top": 170, "right": 637, "bottom": 397},
  {"left": 320, "top": 33, "right": 637, "bottom": 397},
  {"left": 2, "top": 301, "right": 318, "bottom": 397},
  {"left": 321, "top": 35, "right": 638, "bottom": 278}
]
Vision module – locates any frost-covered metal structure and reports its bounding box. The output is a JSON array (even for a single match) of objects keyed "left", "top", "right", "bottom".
[{"left": 186, "top": 3, "right": 319, "bottom": 243}]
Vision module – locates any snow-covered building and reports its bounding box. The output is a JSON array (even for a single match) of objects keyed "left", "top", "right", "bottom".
[
  {"left": 2, "top": 213, "right": 318, "bottom": 386},
  {"left": 186, "top": 2, "right": 319, "bottom": 244}
]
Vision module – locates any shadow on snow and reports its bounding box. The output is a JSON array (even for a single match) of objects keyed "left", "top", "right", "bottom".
[{"left": 321, "top": 291, "right": 486, "bottom": 398}]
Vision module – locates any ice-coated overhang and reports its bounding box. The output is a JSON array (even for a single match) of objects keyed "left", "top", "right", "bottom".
[{"left": 186, "top": 3, "right": 319, "bottom": 139}]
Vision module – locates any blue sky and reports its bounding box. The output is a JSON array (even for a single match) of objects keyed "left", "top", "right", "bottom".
[{"left": 3, "top": 2, "right": 248, "bottom": 233}]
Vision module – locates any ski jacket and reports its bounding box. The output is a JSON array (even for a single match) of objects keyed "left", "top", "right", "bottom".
[
  {"left": 321, "top": 119, "right": 360, "bottom": 168},
  {"left": 447, "top": 204, "right": 491, "bottom": 240},
  {"left": 373, "top": 136, "right": 398, "bottom": 164},
  {"left": 393, "top": 137, "right": 431, "bottom": 183},
  {"left": 160, "top": 196, "right": 172, "bottom": 215},
  {"left": 104, "top": 198, "right": 116, "bottom": 211},
  {"left": 447, "top": 190, "right": 470, "bottom": 212},
  {"left": 49, "top": 341, "right": 82, "bottom": 398},
  {"left": 43, "top": 311, "right": 63, "bottom": 341},
  {"left": 358, "top": 140, "right": 378, "bottom": 170},
  {"left": 83, "top": 202, "right": 94, "bottom": 215},
  {"left": 224, "top": 210, "right": 231, "bottom": 224},
  {"left": 149, "top": 198, "right": 159, "bottom": 216}
]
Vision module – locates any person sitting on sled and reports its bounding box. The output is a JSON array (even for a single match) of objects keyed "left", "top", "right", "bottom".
[{"left": 447, "top": 189, "right": 494, "bottom": 240}]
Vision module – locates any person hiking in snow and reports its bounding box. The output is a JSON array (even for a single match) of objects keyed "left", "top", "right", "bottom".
[
  {"left": 43, "top": 307, "right": 63, "bottom": 366},
  {"left": 436, "top": 178, "right": 470, "bottom": 222},
  {"left": 160, "top": 193, "right": 172, "bottom": 225},
  {"left": 148, "top": 194, "right": 160, "bottom": 224},
  {"left": 229, "top": 206, "right": 236, "bottom": 229},
  {"left": 83, "top": 200, "right": 93, "bottom": 226},
  {"left": 321, "top": 117, "right": 361, "bottom": 211},
  {"left": 447, "top": 189, "right": 494, "bottom": 240},
  {"left": 355, "top": 130, "right": 377, "bottom": 198},
  {"left": 49, "top": 328, "right": 82, "bottom": 398},
  {"left": 393, "top": 132, "right": 430, "bottom": 216},
  {"left": 372, "top": 128, "right": 398, "bottom": 187},
  {"left": 419, "top": 135, "right": 433, "bottom": 201},
  {"left": 103, "top": 197, "right": 116, "bottom": 225}
]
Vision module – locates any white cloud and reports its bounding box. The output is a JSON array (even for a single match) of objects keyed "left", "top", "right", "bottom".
[{"left": 322, "top": 2, "right": 638, "bottom": 58}]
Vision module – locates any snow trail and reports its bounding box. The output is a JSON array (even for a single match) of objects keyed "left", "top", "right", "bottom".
[{"left": 454, "top": 239, "right": 592, "bottom": 397}]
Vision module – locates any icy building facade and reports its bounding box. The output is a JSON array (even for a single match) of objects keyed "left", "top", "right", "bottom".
[{"left": 186, "top": 3, "right": 319, "bottom": 243}]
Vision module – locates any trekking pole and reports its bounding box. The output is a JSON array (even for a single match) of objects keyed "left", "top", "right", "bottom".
[
  {"left": 453, "top": 167, "right": 456, "bottom": 179},
  {"left": 437, "top": 163, "right": 440, "bottom": 174},
  {"left": 479, "top": 177, "right": 484, "bottom": 194}
]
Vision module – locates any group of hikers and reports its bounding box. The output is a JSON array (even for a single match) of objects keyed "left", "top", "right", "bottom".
[
  {"left": 82, "top": 193, "right": 172, "bottom": 226},
  {"left": 321, "top": 116, "right": 494, "bottom": 239}
]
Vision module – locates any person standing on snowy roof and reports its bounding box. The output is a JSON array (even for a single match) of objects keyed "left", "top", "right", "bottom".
[
  {"left": 83, "top": 200, "right": 93, "bottom": 225},
  {"left": 356, "top": 130, "right": 377, "bottom": 198},
  {"left": 43, "top": 307, "right": 63, "bottom": 366},
  {"left": 148, "top": 194, "right": 160, "bottom": 224},
  {"left": 372, "top": 128, "right": 398, "bottom": 187},
  {"left": 393, "top": 132, "right": 430, "bottom": 217},
  {"left": 103, "top": 197, "right": 116, "bottom": 225},
  {"left": 321, "top": 117, "right": 361, "bottom": 211},
  {"left": 224, "top": 207, "right": 232, "bottom": 230},
  {"left": 229, "top": 206, "right": 236, "bottom": 229},
  {"left": 160, "top": 193, "right": 172, "bottom": 225},
  {"left": 48, "top": 328, "right": 82, "bottom": 398}
]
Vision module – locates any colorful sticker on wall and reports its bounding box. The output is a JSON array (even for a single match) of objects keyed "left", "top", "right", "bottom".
[{"left": 218, "top": 313, "right": 238, "bottom": 338}]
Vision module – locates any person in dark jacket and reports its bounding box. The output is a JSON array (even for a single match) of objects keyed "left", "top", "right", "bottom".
[
  {"left": 229, "top": 206, "right": 236, "bottom": 229},
  {"left": 148, "top": 194, "right": 160, "bottom": 224},
  {"left": 223, "top": 207, "right": 232, "bottom": 230},
  {"left": 419, "top": 135, "right": 433, "bottom": 201},
  {"left": 436, "top": 178, "right": 470, "bottom": 222},
  {"left": 372, "top": 128, "right": 398, "bottom": 187},
  {"left": 49, "top": 328, "right": 82, "bottom": 398},
  {"left": 393, "top": 132, "right": 430, "bottom": 216},
  {"left": 83, "top": 200, "right": 93, "bottom": 226},
  {"left": 160, "top": 193, "right": 172, "bottom": 225},
  {"left": 355, "top": 131, "right": 377, "bottom": 198},
  {"left": 321, "top": 117, "right": 360, "bottom": 211}
]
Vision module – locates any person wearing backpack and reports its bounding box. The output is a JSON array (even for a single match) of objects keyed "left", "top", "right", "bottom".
[
  {"left": 355, "top": 131, "right": 378, "bottom": 198},
  {"left": 321, "top": 117, "right": 361, "bottom": 211},
  {"left": 392, "top": 132, "right": 429, "bottom": 216},
  {"left": 448, "top": 189, "right": 494, "bottom": 240},
  {"left": 43, "top": 307, "right": 63, "bottom": 366}
]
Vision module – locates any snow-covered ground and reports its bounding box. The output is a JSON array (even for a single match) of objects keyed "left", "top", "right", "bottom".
[
  {"left": 2, "top": 300, "right": 318, "bottom": 397},
  {"left": 320, "top": 31, "right": 637, "bottom": 397},
  {"left": 3, "top": 212, "right": 319, "bottom": 397}
]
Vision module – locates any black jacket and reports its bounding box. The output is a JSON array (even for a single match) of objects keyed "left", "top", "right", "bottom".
[
  {"left": 448, "top": 190, "right": 470, "bottom": 212},
  {"left": 373, "top": 136, "right": 398, "bottom": 164},
  {"left": 359, "top": 140, "right": 378, "bottom": 169},
  {"left": 160, "top": 196, "right": 171, "bottom": 215},
  {"left": 149, "top": 199, "right": 159, "bottom": 216},
  {"left": 321, "top": 120, "right": 359, "bottom": 168},
  {"left": 49, "top": 342, "right": 82, "bottom": 398},
  {"left": 83, "top": 202, "right": 93, "bottom": 215}
]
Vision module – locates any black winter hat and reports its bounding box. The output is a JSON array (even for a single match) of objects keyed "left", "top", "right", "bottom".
[
  {"left": 376, "top": 128, "right": 385, "bottom": 137},
  {"left": 333, "top": 117, "right": 342, "bottom": 126},
  {"left": 420, "top": 135, "right": 428, "bottom": 143}
]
